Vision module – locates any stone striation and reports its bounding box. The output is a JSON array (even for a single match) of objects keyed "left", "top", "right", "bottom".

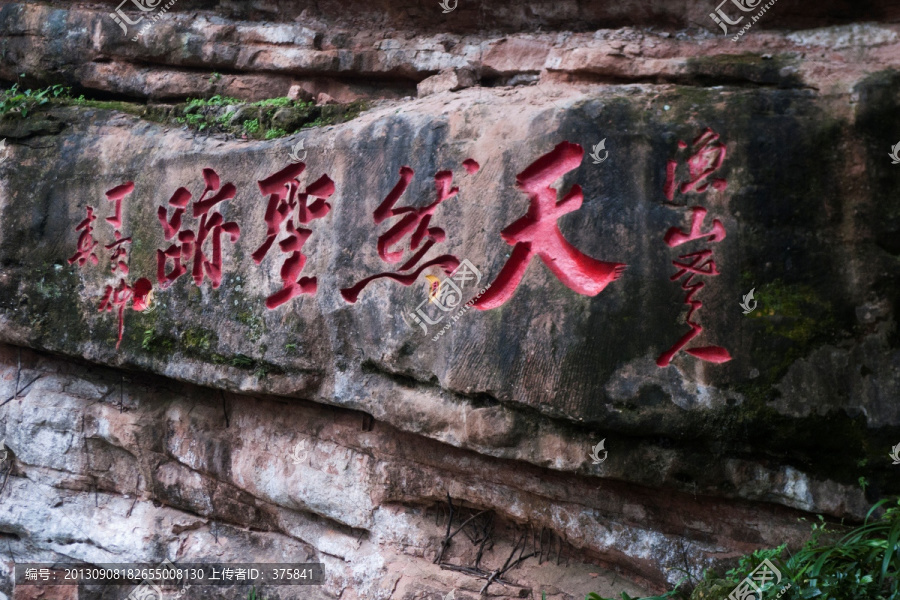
[
  {"left": 1, "top": 4, "right": 900, "bottom": 102},
  {"left": 0, "top": 344, "right": 814, "bottom": 599}
]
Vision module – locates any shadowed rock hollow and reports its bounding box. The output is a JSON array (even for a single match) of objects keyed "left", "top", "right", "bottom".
[{"left": 0, "top": 1, "right": 899, "bottom": 599}]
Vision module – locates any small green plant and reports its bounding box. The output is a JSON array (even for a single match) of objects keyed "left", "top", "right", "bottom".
[
  {"left": 141, "top": 329, "right": 154, "bottom": 350},
  {"left": 264, "top": 127, "right": 288, "bottom": 139},
  {"left": 242, "top": 118, "right": 260, "bottom": 134},
  {"left": 285, "top": 343, "right": 298, "bottom": 352},
  {"left": 0, "top": 83, "right": 68, "bottom": 118},
  {"left": 252, "top": 96, "right": 294, "bottom": 108},
  {"left": 247, "top": 587, "right": 267, "bottom": 600},
  {"left": 140, "top": 330, "right": 174, "bottom": 354},
  {"left": 185, "top": 95, "right": 241, "bottom": 110},
  {"left": 302, "top": 116, "right": 328, "bottom": 129},
  {"left": 209, "top": 72, "right": 222, "bottom": 84},
  {"left": 231, "top": 354, "right": 254, "bottom": 368},
  {"left": 586, "top": 581, "right": 683, "bottom": 600},
  {"left": 859, "top": 476, "right": 870, "bottom": 492},
  {"left": 182, "top": 328, "right": 213, "bottom": 352},
  {"left": 592, "top": 499, "right": 900, "bottom": 600},
  {"left": 176, "top": 113, "right": 207, "bottom": 128}
]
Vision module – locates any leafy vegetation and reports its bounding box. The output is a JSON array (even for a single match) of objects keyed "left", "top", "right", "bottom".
[
  {"left": 140, "top": 329, "right": 174, "bottom": 354},
  {"left": 175, "top": 112, "right": 208, "bottom": 130},
  {"left": 141, "top": 329, "right": 155, "bottom": 351},
  {"left": 0, "top": 83, "right": 67, "bottom": 118},
  {"left": 252, "top": 96, "right": 297, "bottom": 108},
  {"left": 587, "top": 582, "right": 683, "bottom": 600},
  {"left": 242, "top": 118, "right": 260, "bottom": 134},
  {"left": 589, "top": 499, "right": 900, "bottom": 600},
  {"left": 232, "top": 354, "right": 254, "bottom": 368},
  {"left": 185, "top": 94, "right": 242, "bottom": 110},
  {"left": 0, "top": 83, "right": 365, "bottom": 139}
]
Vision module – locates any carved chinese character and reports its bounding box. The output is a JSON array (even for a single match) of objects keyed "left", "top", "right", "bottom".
[
  {"left": 473, "top": 142, "right": 625, "bottom": 310},
  {"left": 67, "top": 182, "right": 153, "bottom": 351},
  {"left": 657, "top": 207, "right": 731, "bottom": 367},
  {"left": 253, "top": 162, "right": 335, "bottom": 309},
  {"left": 340, "top": 162, "right": 475, "bottom": 303},
  {"left": 156, "top": 168, "right": 240, "bottom": 289},
  {"left": 98, "top": 277, "right": 153, "bottom": 349},
  {"left": 68, "top": 207, "right": 100, "bottom": 267},
  {"left": 102, "top": 182, "right": 136, "bottom": 274},
  {"left": 664, "top": 127, "right": 728, "bottom": 203},
  {"left": 664, "top": 206, "right": 725, "bottom": 247}
]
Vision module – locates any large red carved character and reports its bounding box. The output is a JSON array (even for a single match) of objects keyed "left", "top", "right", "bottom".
[
  {"left": 340, "top": 163, "right": 473, "bottom": 303},
  {"left": 472, "top": 142, "right": 625, "bottom": 310},
  {"left": 252, "top": 162, "right": 336, "bottom": 309},
  {"left": 156, "top": 168, "right": 240, "bottom": 290}
]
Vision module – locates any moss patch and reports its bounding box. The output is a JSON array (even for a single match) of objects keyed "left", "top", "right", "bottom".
[
  {"left": 750, "top": 278, "right": 835, "bottom": 343},
  {"left": 1, "top": 85, "right": 368, "bottom": 139},
  {"left": 235, "top": 310, "right": 265, "bottom": 343},
  {"left": 160, "top": 95, "right": 368, "bottom": 138},
  {"left": 684, "top": 53, "right": 803, "bottom": 87}
]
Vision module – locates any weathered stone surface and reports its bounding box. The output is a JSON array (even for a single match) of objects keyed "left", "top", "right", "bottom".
[
  {"left": 417, "top": 68, "right": 477, "bottom": 97},
  {"left": 0, "top": 345, "right": 818, "bottom": 599},
  {"left": 316, "top": 92, "right": 338, "bottom": 105},
  {"left": 288, "top": 84, "right": 314, "bottom": 103},
  {"left": 0, "top": 71, "right": 896, "bottom": 587},
  {"left": 2, "top": 4, "right": 900, "bottom": 103},
  {"left": 1, "top": 2, "right": 899, "bottom": 599}
]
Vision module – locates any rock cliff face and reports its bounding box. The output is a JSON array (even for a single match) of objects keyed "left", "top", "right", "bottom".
[{"left": 0, "top": 1, "right": 899, "bottom": 599}]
